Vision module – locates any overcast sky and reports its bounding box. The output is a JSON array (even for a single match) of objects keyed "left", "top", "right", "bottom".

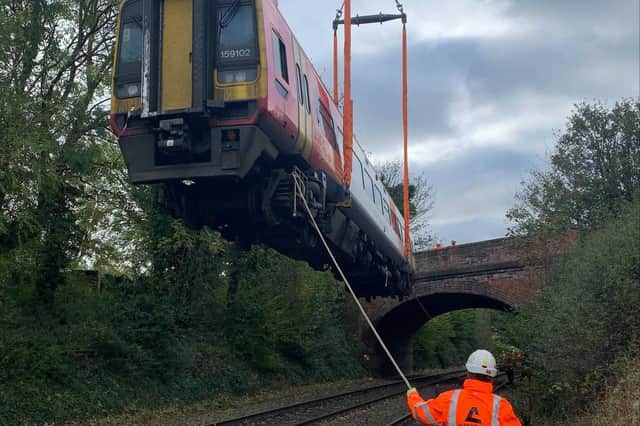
[{"left": 277, "top": 0, "right": 639, "bottom": 244}]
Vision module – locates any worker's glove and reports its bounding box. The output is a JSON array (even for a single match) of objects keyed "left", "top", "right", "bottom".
[{"left": 406, "top": 387, "right": 417, "bottom": 396}]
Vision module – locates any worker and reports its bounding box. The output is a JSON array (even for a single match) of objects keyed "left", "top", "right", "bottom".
[
  {"left": 498, "top": 350, "right": 515, "bottom": 384},
  {"left": 406, "top": 349, "right": 522, "bottom": 425}
]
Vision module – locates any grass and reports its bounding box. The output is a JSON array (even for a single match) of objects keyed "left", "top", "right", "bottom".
[{"left": 531, "top": 358, "right": 640, "bottom": 425}]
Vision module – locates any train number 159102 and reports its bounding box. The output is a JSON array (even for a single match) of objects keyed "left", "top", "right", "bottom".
[{"left": 220, "top": 49, "right": 252, "bottom": 59}]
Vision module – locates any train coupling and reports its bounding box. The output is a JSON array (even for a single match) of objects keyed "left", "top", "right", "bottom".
[{"left": 156, "top": 118, "right": 191, "bottom": 154}]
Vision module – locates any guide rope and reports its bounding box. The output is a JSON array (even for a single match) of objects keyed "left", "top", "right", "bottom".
[
  {"left": 293, "top": 175, "right": 412, "bottom": 390},
  {"left": 401, "top": 11, "right": 410, "bottom": 258}
]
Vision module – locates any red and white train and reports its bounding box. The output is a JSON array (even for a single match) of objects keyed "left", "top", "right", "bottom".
[{"left": 110, "top": 0, "right": 413, "bottom": 296}]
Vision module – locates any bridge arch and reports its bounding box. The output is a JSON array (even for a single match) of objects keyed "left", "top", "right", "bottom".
[
  {"left": 369, "top": 286, "right": 513, "bottom": 376},
  {"left": 361, "top": 235, "right": 578, "bottom": 375}
]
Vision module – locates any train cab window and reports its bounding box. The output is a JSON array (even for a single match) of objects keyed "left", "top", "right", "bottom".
[
  {"left": 115, "top": 0, "right": 142, "bottom": 99},
  {"left": 118, "top": 1, "right": 142, "bottom": 65},
  {"left": 295, "top": 64, "right": 303, "bottom": 106},
  {"left": 303, "top": 75, "right": 311, "bottom": 114},
  {"left": 272, "top": 31, "right": 289, "bottom": 83},
  {"left": 218, "top": 2, "right": 258, "bottom": 65}
]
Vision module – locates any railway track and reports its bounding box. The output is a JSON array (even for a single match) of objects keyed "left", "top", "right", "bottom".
[{"left": 210, "top": 370, "right": 466, "bottom": 426}]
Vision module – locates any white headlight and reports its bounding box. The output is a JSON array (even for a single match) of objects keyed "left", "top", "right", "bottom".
[
  {"left": 219, "top": 71, "right": 235, "bottom": 84},
  {"left": 217, "top": 69, "right": 257, "bottom": 84},
  {"left": 127, "top": 84, "right": 140, "bottom": 97}
]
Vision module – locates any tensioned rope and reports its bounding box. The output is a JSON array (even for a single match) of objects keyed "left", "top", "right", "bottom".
[
  {"left": 293, "top": 176, "right": 413, "bottom": 390},
  {"left": 400, "top": 3, "right": 411, "bottom": 258}
]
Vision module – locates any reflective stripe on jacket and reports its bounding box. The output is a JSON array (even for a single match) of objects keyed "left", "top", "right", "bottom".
[{"left": 406, "top": 378, "right": 522, "bottom": 426}]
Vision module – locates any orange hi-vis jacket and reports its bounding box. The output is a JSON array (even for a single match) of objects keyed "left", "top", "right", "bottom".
[{"left": 407, "top": 379, "right": 522, "bottom": 426}]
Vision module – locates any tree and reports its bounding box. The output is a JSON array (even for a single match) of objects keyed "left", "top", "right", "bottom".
[
  {"left": 377, "top": 160, "right": 435, "bottom": 249},
  {"left": 0, "top": 0, "right": 119, "bottom": 303},
  {"left": 507, "top": 99, "right": 640, "bottom": 236},
  {"left": 525, "top": 199, "right": 639, "bottom": 418}
]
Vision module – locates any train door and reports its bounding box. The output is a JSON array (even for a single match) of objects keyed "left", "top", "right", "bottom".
[
  {"left": 292, "top": 40, "right": 313, "bottom": 160},
  {"left": 161, "top": 0, "right": 193, "bottom": 112}
]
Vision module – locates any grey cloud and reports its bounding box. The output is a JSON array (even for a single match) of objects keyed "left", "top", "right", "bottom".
[
  {"left": 465, "top": 34, "right": 638, "bottom": 102},
  {"left": 412, "top": 146, "right": 544, "bottom": 242},
  {"left": 351, "top": 44, "right": 459, "bottom": 148},
  {"left": 277, "top": 0, "right": 638, "bottom": 242},
  {"left": 505, "top": 0, "right": 638, "bottom": 30},
  {"left": 430, "top": 216, "right": 510, "bottom": 245}
]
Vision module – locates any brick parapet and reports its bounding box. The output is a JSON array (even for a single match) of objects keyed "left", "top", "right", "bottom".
[{"left": 413, "top": 233, "right": 578, "bottom": 275}]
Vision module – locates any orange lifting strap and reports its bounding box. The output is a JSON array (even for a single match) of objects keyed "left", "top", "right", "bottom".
[
  {"left": 343, "top": 0, "right": 353, "bottom": 188},
  {"left": 334, "top": 1, "right": 411, "bottom": 257},
  {"left": 333, "top": 28, "right": 339, "bottom": 105}
]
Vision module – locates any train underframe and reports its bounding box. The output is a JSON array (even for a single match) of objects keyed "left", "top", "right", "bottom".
[{"left": 161, "top": 168, "right": 411, "bottom": 298}]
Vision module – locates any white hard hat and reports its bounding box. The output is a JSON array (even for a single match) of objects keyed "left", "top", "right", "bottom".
[{"left": 466, "top": 349, "right": 498, "bottom": 377}]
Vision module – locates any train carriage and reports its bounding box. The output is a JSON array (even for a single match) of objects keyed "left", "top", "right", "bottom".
[{"left": 110, "top": 0, "right": 413, "bottom": 297}]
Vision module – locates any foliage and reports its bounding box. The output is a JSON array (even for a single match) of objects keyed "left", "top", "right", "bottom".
[
  {"left": 413, "top": 309, "right": 496, "bottom": 369},
  {"left": 507, "top": 99, "right": 640, "bottom": 236},
  {"left": 500, "top": 99, "right": 640, "bottom": 421},
  {"left": 551, "top": 355, "right": 640, "bottom": 426},
  {"left": 495, "top": 199, "right": 640, "bottom": 422},
  {"left": 377, "top": 160, "right": 436, "bottom": 248},
  {"left": 0, "top": 0, "right": 119, "bottom": 303},
  {"left": 225, "top": 246, "right": 363, "bottom": 381},
  {"left": 523, "top": 200, "right": 640, "bottom": 418},
  {"left": 0, "top": 241, "right": 365, "bottom": 424}
]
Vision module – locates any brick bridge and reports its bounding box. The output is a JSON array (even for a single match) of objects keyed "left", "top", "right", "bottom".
[{"left": 361, "top": 234, "right": 577, "bottom": 375}]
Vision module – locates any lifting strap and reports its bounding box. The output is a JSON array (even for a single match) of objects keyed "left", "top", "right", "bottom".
[
  {"left": 332, "top": 1, "right": 412, "bottom": 256},
  {"left": 333, "top": 27, "right": 339, "bottom": 105},
  {"left": 342, "top": 0, "right": 353, "bottom": 188}
]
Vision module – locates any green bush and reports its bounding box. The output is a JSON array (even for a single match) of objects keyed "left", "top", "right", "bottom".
[
  {"left": 519, "top": 199, "right": 640, "bottom": 419},
  {"left": 225, "top": 246, "right": 364, "bottom": 382},
  {"left": 413, "top": 309, "right": 497, "bottom": 369},
  {"left": 0, "top": 238, "right": 366, "bottom": 424}
]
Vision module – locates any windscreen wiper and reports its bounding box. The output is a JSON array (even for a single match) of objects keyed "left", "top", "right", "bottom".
[{"left": 220, "top": 0, "right": 241, "bottom": 28}]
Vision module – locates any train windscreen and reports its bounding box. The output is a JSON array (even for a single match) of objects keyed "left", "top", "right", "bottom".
[
  {"left": 115, "top": 0, "right": 142, "bottom": 99},
  {"left": 217, "top": 2, "right": 258, "bottom": 83}
]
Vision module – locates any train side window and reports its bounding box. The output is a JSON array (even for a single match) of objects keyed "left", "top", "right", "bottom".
[
  {"left": 303, "top": 75, "right": 311, "bottom": 114},
  {"left": 295, "top": 64, "right": 303, "bottom": 105},
  {"left": 366, "top": 171, "right": 375, "bottom": 203},
  {"left": 383, "top": 200, "right": 390, "bottom": 220},
  {"left": 376, "top": 188, "right": 383, "bottom": 214},
  {"left": 272, "top": 31, "right": 289, "bottom": 83},
  {"left": 391, "top": 213, "right": 401, "bottom": 236},
  {"left": 319, "top": 102, "right": 338, "bottom": 150},
  {"left": 354, "top": 151, "right": 365, "bottom": 190}
]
